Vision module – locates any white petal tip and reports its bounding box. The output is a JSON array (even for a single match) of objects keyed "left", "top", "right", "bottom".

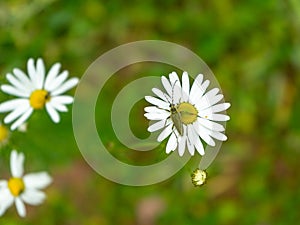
[
  {"left": 156, "top": 137, "right": 163, "bottom": 142},
  {"left": 10, "top": 125, "right": 17, "bottom": 131},
  {"left": 165, "top": 149, "right": 172, "bottom": 154},
  {"left": 207, "top": 141, "right": 216, "bottom": 147},
  {"left": 53, "top": 119, "right": 60, "bottom": 124},
  {"left": 73, "top": 77, "right": 80, "bottom": 84}
]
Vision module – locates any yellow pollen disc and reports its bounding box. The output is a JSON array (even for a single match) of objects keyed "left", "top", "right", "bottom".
[
  {"left": 177, "top": 102, "right": 198, "bottom": 125},
  {"left": 191, "top": 169, "right": 207, "bottom": 187},
  {"left": 8, "top": 177, "right": 25, "bottom": 196},
  {"left": 0, "top": 124, "right": 9, "bottom": 143},
  {"left": 29, "top": 90, "right": 50, "bottom": 109}
]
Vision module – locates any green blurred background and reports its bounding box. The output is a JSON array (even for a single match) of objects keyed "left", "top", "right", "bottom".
[{"left": 0, "top": 0, "right": 300, "bottom": 224}]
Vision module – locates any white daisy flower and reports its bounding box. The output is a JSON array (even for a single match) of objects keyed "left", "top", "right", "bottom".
[
  {"left": 144, "top": 71, "right": 230, "bottom": 156},
  {"left": 0, "top": 58, "right": 79, "bottom": 130},
  {"left": 0, "top": 150, "right": 52, "bottom": 217}
]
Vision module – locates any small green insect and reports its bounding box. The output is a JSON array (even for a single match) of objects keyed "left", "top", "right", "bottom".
[
  {"left": 169, "top": 104, "right": 183, "bottom": 136},
  {"left": 167, "top": 80, "right": 183, "bottom": 136}
]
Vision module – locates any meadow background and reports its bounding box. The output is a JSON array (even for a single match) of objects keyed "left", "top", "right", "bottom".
[{"left": 0, "top": 0, "right": 300, "bottom": 224}]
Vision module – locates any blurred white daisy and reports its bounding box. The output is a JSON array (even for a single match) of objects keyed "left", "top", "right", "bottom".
[
  {"left": 144, "top": 71, "right": 230, "bottom": 156},
  {"left": 0, "top": 150, "right": 52, "bottom": 217},
  {"left": 0, "top": 58, "right": 79, "bottom": 130},
  {"left": 17, "top": 123, "right": 28, "bottom": 133}
]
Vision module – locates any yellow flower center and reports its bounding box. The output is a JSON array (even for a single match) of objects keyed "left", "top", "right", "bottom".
[
  {"left": 191, "top": 169, "right": 207, "bottom": 187},
  {"left": 29, "top": 90, "right": 50, "bottom": 109},
  {"left": 177, "top": 102, "right": 198, "bottom": 125},
  {"left": 8, "top": 177, "right": 25, "bottom": 196},
  {"left": 0, "top": 124, "right": 9, "bottom": 143}
]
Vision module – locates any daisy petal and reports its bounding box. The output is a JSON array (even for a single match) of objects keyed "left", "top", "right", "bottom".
[
  {"left": 10, "top": 150, "right": 24, "bottom": 178},
  {"left": 44, "top": 63, "right": 61, "bottom": 90},
  {"left": 190, "top": 74, "right": 203, "bottom": 97},
  {"left": 144, "top": 112, "right": 169, "bottom": 120},
  {"left": 10, "top": 150, "right": 18, "bottom": 176},
  {"left": 152, "top": 88, "right": 170, "bottom": 102},
  {"left": 36, "top": 58, "right": 45, "bottom": 89},
  {"left": 206, "top": 114, "right": 230, "bottom": 121},
  {"left": 198, "top": 94, "right": 224, "bottom": 111},
  {"left": 157, "top": 124, "right": 173, "bottom": 142},
  {"left": 16, "top": 151, "right": 25, "bottom": 177},
  {"left": 166, "top": 133, "right": 178, "bottom": 153},
  {"left": 197, "top": 117, "right": 225, "bottom": 132},
  {"left": 15, "top": 197, "right": 26, "bottom": 217},
  {"left": 1, "top": 85, "right": 30, "bottom": 98},
  {"left": 169, "top": 72, "right": 181, "bottom": 87},
  {"left": 0, "top": 180, "right": 7, "bottom": 188},
  {"left": 189, "top": 126, "right": 205, "bottom": 155},
  {"left": 49, "top": 96, "right": 73, "bottom": 112},
  {"left": 148, "top": 119, "right": 171, "bottom": 132},
  {"left": 4, "top": 102, "right": 31, "bottom": 124},
  {"left": 195, "top": 73, "right": 204, "bottom": 85},
  {"left": 182, "top": 71, "right": 190, "bottom": 101},
  {"left": 46, "top": 104, "right": 60, "bottom": 123},
  {"left": 169, "top": 72, "right": 182, "bottom": 104},
  {"left": 172, "top": 83, "right": 182, "bottom": 104},
  {"left": 145, "top": 96, "right": 169, "bottom": 110},
  {"left": 50, "top": 102, "right": 68, "bottom": 112},
  {"left": 50, "top": 95, "right": 74, "bottom": 105},
  {"left": 13, "top": 68, "right": 34, "bottom": 91},
  {"left": 190, "top": 74, "right": 203, "bottom": 95},
  {"left": 186, "top": 126, "right": 195, "bottom": 155},
  {"left": 206, "top": 102, "right": 231, "bottom": 113},
  {"left": 210, "top": 131, "right": 227, "bottom": 141},
  {"left": 0, "top": 188, "right": 14, "bottom": 216},
  {"left": 195, "top": 94, "right": 224, "bottom": 112},
  {"left": 6, "top": 73, "right": 30, "bottom": 94},
  {"left": 23, "top": 172, "right": 52, "bottom": 189},
  {"left": 199, "top": 80, "right": 210, "bottom": 95},
  {"left": 27, "top": 58, "right": 37, "bottom": 86},
  {"left": 161, "top": 76, "right": 172, "bottom": 96},
  {"left": 0, "top": 99, "right": 28, "bottom": 113},
  {"left": 193, "top": 121, "right": 216, "bottom": 146},
  {"left": 190, "top": 80, "right": 210, "bottom": 103},
  {"left": 144, "top": 106, "right": 168, "bottom": 114},
  {"left": 11, "top": 108, "right": 33, "bottom": 131},
  {"left": 187, "top": 138, "right": 195, "bottom": 156},
  {"left": 51, "top": 77, "right": 79, "bottom": 96},
  {"left": 178, "top": 135, "right": 186, "bottom": 156},
  {"left": 194, "top": 135, "right": 205, "bottom": 155},
  {"left": 45, "top": 71, "right": 69, "bottom": 92},
  {"left": 21, "top": 189, "right": 46, "bottom": 205},
  {"left": 201, "top": 88, "right": 220, "bottom": 102}
]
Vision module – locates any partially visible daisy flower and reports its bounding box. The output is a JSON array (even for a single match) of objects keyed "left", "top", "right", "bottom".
[
  {"left": 0, "top": 58, "right": 79, "bottom": 130},
  {"left": 0, "top": 150, "right": 52, "bottom": 217},
  {"left": 191, "top": 169, "right": 207, "bottom": 187},
  {"left": 144, "top": 71, "right": 230, "bottom": 156},
  {"left": 0, "top": 122, "right": 10, "bottom": 147}
]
